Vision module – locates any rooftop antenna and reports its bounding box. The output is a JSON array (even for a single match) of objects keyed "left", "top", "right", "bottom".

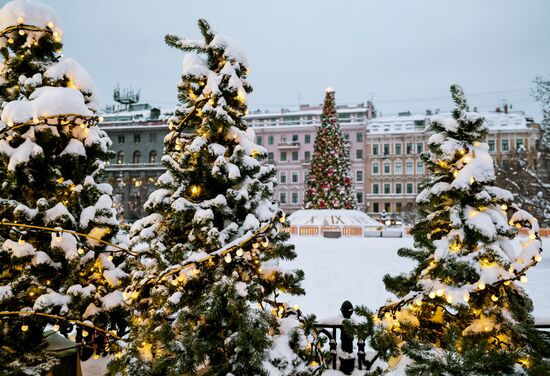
[{"left": 113, "top": 84, "right": 140, "bottom": 111}]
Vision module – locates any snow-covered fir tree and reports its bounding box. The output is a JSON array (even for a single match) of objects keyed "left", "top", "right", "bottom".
[
  {"left": 109, "top": 19, "right": 316, "bottom": 376},
  {"left": 0, "top": 1, "right": 128, "bottom": 374},
  {"left": 364, "top": 85, "right": 550, "bottom": 375},
  {"left": 304, "top": 88, "right": 356, "bottom": 209}
]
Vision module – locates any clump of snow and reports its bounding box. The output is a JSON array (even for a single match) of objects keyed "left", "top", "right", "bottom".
[
  {"left": 3, "top": 238, "right": 35, "bottom": 257},
  {"left": 101, "top": 291, "right": 124, "bottom": 311},
  {"left": 44, "top": 57, "right": 100, "bottom": 111},
  {"left": 0, "top": 138, "right": 43, "bottom": 171},
  {"left": 59, "top": 138, "right": 86, "bottom": 157},
  {"left": 209, "top": 34, "right": 248, "bottom": 66},
  {"left": 0, "top": 0, "right": 63, "bottom": 37},
  {"left": 0, "top": 285, "right": 13, "bottom": 301},
  {"left": 50, "top": 232, "right": 78, "bottom": 260},
  {"left": 44, "top": 202, "right": 75, "bottom": 225},
  {"left": 33, "top": 291, "right": 70, "bottom": 314},
  {"left": 32, "top": 250, "right": 61, "bottom": 268},
  {"left": 1, "top": 87, "right": 93, "bottom": 125}
]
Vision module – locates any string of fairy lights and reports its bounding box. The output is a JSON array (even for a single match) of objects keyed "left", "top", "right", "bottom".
[
  {"left": 0, "top": 21, "right": 323, "bottom": 367},
  {"left": 376, "top": 196, "right": 543, "bottom": 324}
]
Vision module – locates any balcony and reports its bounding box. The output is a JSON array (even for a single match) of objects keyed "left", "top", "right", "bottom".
[{"left": 277, "top": 141, "right": 300, "bottom": 150}]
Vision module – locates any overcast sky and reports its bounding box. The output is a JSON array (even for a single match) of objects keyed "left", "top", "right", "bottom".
[{"left": 43, "top": 0, "right": 550, "bottom": 120}]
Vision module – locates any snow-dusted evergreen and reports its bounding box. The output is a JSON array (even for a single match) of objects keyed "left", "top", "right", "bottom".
[
  {"left": 110, "top": 19, "right": 314, "bottom": 375},
  {"left": 304, "top": 88, "right": 357, "bottom": 210},
  {"left": 0, "top": 1, "right": 128, "bottom": 374},
  {"left": 363, "top": 85, "right": 550, "bottom": 375}
]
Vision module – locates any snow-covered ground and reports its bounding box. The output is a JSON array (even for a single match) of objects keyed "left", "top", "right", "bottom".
[{"left": 280, "top": 236, "right": 550, "bottom": 325}]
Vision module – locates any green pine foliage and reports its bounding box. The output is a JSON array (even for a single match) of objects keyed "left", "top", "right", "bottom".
[
  {"left": 368, "top": 85, "right": 550, "bottom": 375},
  {"left": 0, "top": 1, "right": 128, "bottom": 375},
  {"left": 304, "top": 89, "right": 357, "bottom": 209},
  {"left": 109, "top": 19, "right": 311, "bottom": 375}
]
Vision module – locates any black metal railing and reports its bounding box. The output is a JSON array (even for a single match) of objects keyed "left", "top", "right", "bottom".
[{"left": 313, "top": 301, "right": 550, "bottom": 375}]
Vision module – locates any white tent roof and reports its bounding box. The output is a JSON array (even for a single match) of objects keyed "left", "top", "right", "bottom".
[{"left": 288, "top": 209, "right": 383, "bottom": 227}]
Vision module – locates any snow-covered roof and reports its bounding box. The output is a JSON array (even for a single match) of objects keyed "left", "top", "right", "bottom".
[
  {"left": 0, "top": 0, "right": 62, "bottom": 37},
  {"left": 288, "top": 209, "right": 383, "bottom": 227},
  {"left": 368, "top": 111, "right": 534, "bottom": 135},
  {"left": 246, "top": 105, "right": 369, "bottom": 120},
  {"left": 99, "top": 106, "right": 173, "bottom": 124}
]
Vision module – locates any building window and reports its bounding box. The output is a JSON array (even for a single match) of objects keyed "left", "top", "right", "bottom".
[
  {"left": 384, "top": 202, "right": 391, "bottom": 212},
  {"left": 383, "top": 144, "right": 390, "bottom": 155},
  {"left": 516, "top": 139, "right": 524, "bottom": 150},
  {"left": 396, "top": 183, "right": 402, "bottom": 194},
  {"left": 488, "top": 139, "right": 495, "bottom": 152},
  {"left": 291, "top": 171, "right": 299, "bottom": 183},
  {"left": 356, "top": 170, "right": 364, "bottom": 182},
  {"left": 416, "top": 142, "right": 423, "bottom": 154},
  {"left": 304, "top": 151, "right": 311, "bottom": 162},
  {"left": 279, "top": 192, "right": 287, "bottom": 204},
  {"left": 356, "top": 132, "right": 363, "bottom": 142},
  {"left": 383, "top": 162, "right": 391, "bottom": 175},
  {"left": 406, "top": 143, "right": 412, "bottom": 154},
  {"left": 384, "top": 183, "right": 391, "bottom": 194},
  {"left": 396, "top": 202, "right": 402, "bottom": 212},
  {"left": 406, "top": 161, "right": 413, "bottom": 174},
  {"left": 118, "top": 135, "right": 125, "bottom": 144},
  {"left": 134, "top": 134, "right": 141, "bottom": 143},
  {"left": 268, "top": 152, "right": 274, "bottom": 161},
  {"left": 133, "top": 151, "right": 141, "bottom": 164},
  {"left": 280, "top": 152, "right": 287, "bottom": 162},
  {"left": 291, "top": 192, "right": 299, "bottom": 204},
  {"left": 256, "top": 135, "right": 263, "bottom": 145},
  {"left": 417, "top": 161, "right": 424, "bottom": 174},
  {"left": 149, "top": 133, "right": 157, "bottom": 142},
  {"left": 305, "top": 134, "right": 311, "bottom": 144},
  {"left": 372, "top": 162, "right": 379, "bottom": 175},
  {"left": 343, "top": 133, "right": 350, "bottom": 141},
  {"left": 292, "top": 151, "right": 299, "bottom": 161},
  {"left": 117, "top": 151, "right": 125, "bottom": 164},
  {"left": 268, "top": 135, "right": 274, "bottom": 145},
  {"left": 292, "top": 134, "right": 299, "bottom": 143},
  {"left": 280, "top": 172, "right": 287, "bottom": 184},
  {"left": 395, "top": 161, "right": 402, "bottom": 174},
  {"left": 406, "top": 183, "right": 414, "bottom": 194},
  {"left": 372, "top": 183, "right": 379, "bottom": 194},
  {"left": 149, "top": 150, "right": 157, "bottom": 163},
  {"left": 373, "top": 202, "right": 380, "bottom": 213},
  {"left": 395, "top": 143, "right": 402, "bottom": 155},
  {"left": 372, "top": 144, "right": 379, "bottom": 155},
  {"left": 356, "top": 149, "right": 363, "bottom": 160},
  {"left": 502, "top": 139, "right": 509, "bottom": 152},
  {"left": 356, "top": 191, "right": 364, "bottom": 204}
]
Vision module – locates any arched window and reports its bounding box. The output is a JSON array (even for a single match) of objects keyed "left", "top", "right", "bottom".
[
  {"left": 117, "top": 151, "right": 125, "bottom": 164},
  {"left": 149, "top": 150, "right": 157, "bottom": 163},
  {"left": 133, "top": 151, "right": 141, "bottom": 164},
  {"left": 394, "top": 161, "right": 402, "bottom": 175}
]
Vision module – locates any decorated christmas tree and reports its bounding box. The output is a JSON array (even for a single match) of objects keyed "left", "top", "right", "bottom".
[
  {"left": 368, "top": 85, "right": 550, "bottom": 374},
  {"left": 0, "top": 1, "right": 128, "bottom": 374},
  {"left": 304, "top": 88, "right": 356, "bottom": 209},
  {"left": 110, "top": 19, "right": 315, "bottom": 375}
]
